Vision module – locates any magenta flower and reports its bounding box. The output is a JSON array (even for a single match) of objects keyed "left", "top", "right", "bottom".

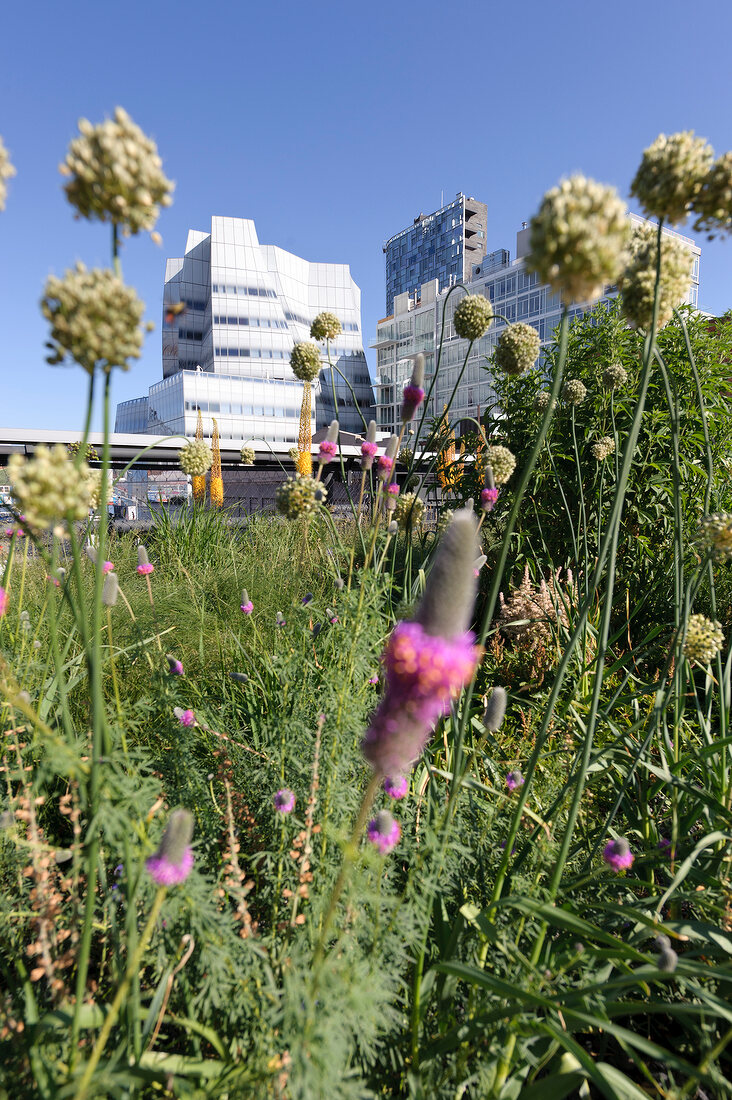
[
  {"left": 367, "top": 810, "right": 401, "bottom": 853},
  {"left": 506, "top": 769, "right": 524, "bottom": 792},
  {"left": 146, "top": 808, "right": 195, "bottom": 886},
  {"left": 378, "top": 454, "right": 394, "bottom": 479},
  {"left": 166, "top": 655, "right": 184, "bottom": 676},
  {"left": 241, "top": 600, "right": 254, "bottom": 614},
  {"left": 0, "top": 588, "right": 7, "bottom": 617},
  {"left": 384, "top": 775, "right": 408, "bottom": 799},
  {"left": 603, "top": 837, "right": 634, "bottom": 873},
  {"left": 276, "top": 611, "right": 286, "bottom": 627},
  {"left": 481, "top": 487, "right": 499, "bottom": 512},
  {"left": 273, "top": 788, "right": 296, "bottom": 813},
  {"left": 386, "top": 482, "right": 400, "bottom": 497},
  {"left": 103, "top": 561, "right": 114, "bottom": 574},
  {"left": 361, "top": 440, "right": 378, "bottom": 466},
  {"left": 401, "top": 385, "right": 425, "bottom": 423},
  {"left": 177, "top": 708, "right": 195, "bottom": 727},
  {"left": 137, "top": 563, "right": 154, "bottom": 575},
  {"left": 318, "top": 440, "right": 338, "bottom": 463},
  {"left": 368, "top": 674, "right": 379, "bottom": 685}
]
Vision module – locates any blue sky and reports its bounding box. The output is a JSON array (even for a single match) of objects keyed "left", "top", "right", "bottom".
[{"left": 1, "top": 0, "right": 731, "bottom": 431}]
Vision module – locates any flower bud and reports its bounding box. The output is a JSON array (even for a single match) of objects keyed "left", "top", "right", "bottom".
[
  {"left": 146, "top": 808, "right": 195, "bottom": 886},
  {"left": 482, "top": 686, "right": 507, "bottom": 732},
  {"left": 101, "top": 571, "right": 119, "bottom": 606},
  {"left": 415, "top": 509, "right": 478, "bottom": 641}
]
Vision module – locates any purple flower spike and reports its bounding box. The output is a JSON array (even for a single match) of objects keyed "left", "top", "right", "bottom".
[
  {"left": 367, "top": 810, "right": 401, "bottom": 853},
  {"left": 166, "top": 655, "right": 184, "bottom": 676},
  {"left": 481, "top": 487, "right": 500, "bottom": 512},
  {"left": 384, "top": 775, "right": 408, "bottom": 799},
  {"left": 241, "top": 601, "right": 254, "bottom": 614},
  {"left": 137, "top": 563, "right": 154, "bottom": 575},
  {"left": 146, "top": 808, "right": 195, "bottom": 887},
  {"left": 273, "top": 788, "right": 296, "bottom": 814},
  {"left": 506, "top": 769, "right": 524, "bottom": 792},
  {"left": 177, "top": 708, "right": 195, "bottom": 727},
  {"left": 103, "top": 561, "right": 114, "bottom": 574},
  {"left": 0, "top": 588, "right": 7, "bottom": 617},
  {"left": 603, "top": 837, "right": 634, "bottom": 873},
  {"left": 378, "top": 454, "right": 393, "bottom": 479},
  {"left": 401, "top": 355, "right": 426, "bottom": 423},
  {"left": 386, "top": 482, "right": 400, "bottom": 497}
]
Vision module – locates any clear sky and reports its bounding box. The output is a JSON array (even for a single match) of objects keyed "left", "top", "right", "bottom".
[{"left": 1, "top": 0, "right": 731, "bottom": 431}]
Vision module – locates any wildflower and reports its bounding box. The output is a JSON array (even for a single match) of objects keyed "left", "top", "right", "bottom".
[
  {"left": 618, "top": 221, "right": 692, "bottom": 330},
  {"left": 0, "top": 588, "right": 7, "bottom": 616},
  {"left": 436, "top": 508, "right": 454, "bottom": 535},
  {"left": 180, "top": 439, "right": 212, "bottom": 477},
  {"left": 367, "top": 810, "right": 401, "bottom": 854},
  {"left": 494, "top": 323, "right": 541, "bottom": 376},
  {"left": 145, "top": 808, "right": 195, "bottom": 886},
  {"left": 240, "top": 588, "right": 254, "bottom": 614},
  {"left": 481, "top": 487, "right": 499, "bottom": 512},
  {"left": 483, "top": 686, "right": 507, "bottom": 732},
  {"left": 0, "top": 136, "right": 16, "bottom": 211},
  {"left": 8, "top": 445, "right": 93, "bottom": 530},
  {"left": 326, "top": 608, "right": 338, "bottom": 624},
  {"left": 527, "top": 175, "right": 629, "bottom": 303},
  {"left": 474, "top": 554, "right": 487, "bottom": 578},
  {"left": 562, "top": 379, "right": 587, "bottom": 406},
  {"left": 658, "top": 837, "right": 672, "bottom": 853},
  {"left": 290, "top": 341, "right": 322, "bottom": 382},
  {"left": 401, "top": 354, "right": 425, "bottom": 422},
  {"left": 506, "top": 769, "right": 524, "bottom": 791},
  {"left": 693, "top": 152, "right": 732, "bottom": 238},
  {"left": 486, "top": 445, "right": 516, "bottom": 485},
  {"left": 654, "top": 933, "right": 678, "bottom": 973},
  {"left": 176, "top": 708, "right": 195, "bottom": 727},
  {"left": 394, "top": 492, "right": 425, "bottom": 530},
  {"left": 630, "top": 131, "right": 713, "bottom": 225},
  {"left": 399, "top": 446, "right": 414, "bottom": 467},
  {"left": 602, "top": 837, "right": 634, "bottom": 873},
  {"left": 137, "top": 546, "right": 154, "bottom": 575},
  {"left": 166, "top": 654, "right": 184, "bottom": 676},
  {"left": 318, "top": 419, "right": 339, "bottom": 465},
  {"left": 387, "top": 520, "right": 399, "bottom": 536},
  {"left": 378, "top": 434, "right": 399, "bottom": 482},
  {"left": 273, "top": 788, "right": 296, "bottom": 814},
  {"left": 42, "top": 264, "right": 147, "bottom": 375},
  {"left": 454, "top": 294, "right": 494, "bottom": 341},
  {"left": 590, "top": 436, "right": 615, "bottom": 461},
  {"left": 384, "top": 775, "right": 408, "bottom": 799},
  {"left": 498, "top": 565, "right": 569, "bottom": 650},
  {"left": 386, "top": 482, "right": 400, "bottom": 497},
  {"left": 310, "top": 311, "right": 341, "bottom": 342},
  {"left": 302, "top": 593, "right": 313, "bottom": 605},
  {"left": 683, "top": 614, "right": 724, "bottom": 665},
  {"left": 362, "top": 510, "right": 480, "bottom": 777},
  {"left": 103, "top": 561, "right": 114, "bottom": 574},
  {"left": 361, "top": 420, "right": 379, "bottom": 470},
  {"left": 276, "top": 611, "right": 286, "bottom": 627},
  {"left": 275, "top": 476, "right": 327, "bottom": 519},
  {"left": 534, "top": 390, "right": 551, "bottom": 412},
  {"left": 101, "top": 572, "right": 119, "bottom": 607},
  {"left": 699, "top": 512, "right": 732, "bottom": 562},
  {"left": 602, "top": 362, "right": 628, "bottom": 391},
  {"left": 368, "top": 674, "right": 379, "bottom": 685}
]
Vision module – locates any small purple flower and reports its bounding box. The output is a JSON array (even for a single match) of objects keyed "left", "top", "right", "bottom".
[
  {"left": 384, "top": 775, "right": 408, "bottom": 799},
  {"left": 481, "top": 487, "right": 499, "bottom": 512},
  {"left": 377, "top": 454, "right": 394, "bottom": 480},
  {"left": 658, "top": 837, "right": 672, "bottom": 854},
  {"left": 361, "top": 440, "right": 378, "bottom": 470},
  {"left": 368, "top": 674, "right": 379, "bottom": 685},
  {"left": 367, "top": 810, "right": 401, "bottom": 853},
  {"left": 166, "top": 655, "right": 184, "bottom": 676},
  {"left": 401, "top": 384, "right": 425, "bottom": 423},
  {"left": 146, "top": 808, "right": 195, "bottom": 886},
  {"left": 137, "top": 563, "right": 154, "bottom": 576},
  {"left": 276, "top": 611, "right": 286, "bottom": 627},
  {"left": 274, "top": 788, "right": 296, "bottom": 813},
  {"left": 603, "top": 837, "right": 634, "bottom": 873},
  {"left": 386, "top": 482, "right": 400, "bottom": 497},
  {"left": 241, "top": 600, "right": 254, "bottom": 614},
  {"left": 177, "top": 708, "right": 195, "bottom": 727},
  {"left": 102, "top": 561, "right": 114, "bottom": 574},
  {"left": 318, "top": 440, "right": 338, "bottom": 463},
  {"left": 506, "top": 769, "right": 524, "bottom": 792},
  {"left": 302, "top": 593, "right": 313, "bottom": 605}
]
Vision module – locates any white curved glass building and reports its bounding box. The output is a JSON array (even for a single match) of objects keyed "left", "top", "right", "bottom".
[{"left": 115, "top": 216, "right": 373, "bottom": 442}]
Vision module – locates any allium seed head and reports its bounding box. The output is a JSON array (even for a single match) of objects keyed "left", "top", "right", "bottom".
[
  {"left": 683, "top": 614, "right": 724, "bottom": 665},
  {"left": 180, "top": 439, "right": 212, "bottom": 477},
  {"left": 310, "top": 311, "right": 341, "bottom": 341},
  {"left": 8, "top": 445, "right": 93, "bottom": 530},
  {"left": 590, "top": 435, "right": 615, "bottom": 461},
  {"left": 494, "top": 323, "right": 541, "bottom": 376},
  {"left": 290, "top": 342, "right": 322, "bottom": 382},
  {"left": 562, "top": 379, "right": 587, "bottom": 407},
  {"left": 394, "top": 492, "right": 425, "bottom": 530},
  {"left": 486, "top": 446, "right": 516, "bottom": 485},
  {"left": 618, "top": 222, "right": 693, "bottom": 330},
  {"left": 602, "top": 362, "right": 628, "bottom": 391},
  {"left": 240, "top": 445, "right": 256, "bottom": 466},
  {"left": 275, "top": 476, "right": 328, "bottom": 519},
  {"left": 630, "top": 131, "right": 714, "bottom": 225},
  {"left": 693, "top": 152, "right": 732, "bottom": 238},
  {"left": 453, "top": 294, "right": 494, "bottom": 341},
  {"left": 699, "top": 512, "right": 732, "bottom": 561}
]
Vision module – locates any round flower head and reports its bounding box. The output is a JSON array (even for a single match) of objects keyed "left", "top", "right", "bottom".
[
  {"left": 602, "top": 362, "right": 628, "bottom": 391},
  {"left": 528, "top": 175, "right": 629, "bottom": 303},
  {"left": 401, "top": 354, "right": 426, "bottom": 422},
  {"left": 453, "top": 294, "right": 494, "bottom": 341},
  {"left": 699, "top": 512, "right": 732, "bottom": 562},
  {"left": 367, "top": 810, "right": 401, "bottom": 854},
  {"left": 486, "top": 445, "right": 516, "bottom": 485},
  {"left": 630, "top": 131, "right": 714, "bottom": 226},
  {"left": 310, "top": 311, "right": 341, "bottom": 341},
  {"left": 180, "top": 439, "right": 212, "bottom": 477},
  {"left": 60, "top": 107, "right": 174, "bottom": 234},
  {"left": 0, "top": 136, "right": 16, "bottom": 212},
  {"left": 240, "top": 444, "right": 255, "bottom": 466},
  {"left": 590, "top": 436, "right": 615, "bottom": 461},
  {"left": 176, "top": 708, "right": 195, "bottom": 726},
  {"left": 562, "top": 379, "right": 587, "bottom": 407},
  {"left": 288, "top": 446, "right": 299, "bottom": 464},
  {"left": 290, "top": 341, "right": 322, "bottom": 382},
  {"left": 683, "top": 614, "right": 724, "bottom": 665},
  {"left": 534, "top": 390, "right": 552, "bottom": 413},
  {"left": 618, "top": 222, "right": 692, "bottom": 330},
  {"left": 602, "top": 837, "right": 634, "bottom": 873},
  {"left": 42, "top": 264, "right": 147, "bottom": 375},
  {"left": 506, "top": 769, "right": 524, "bottom": 792},
  {"left": 273, "top": 788, "right": 296, "bottom": 814},
  {"left": 145, "top": 808, "right": 194, "bottom": 886},
  {"left": 399, "top": 447, "right": 414, "bottom": 468},
  {"left": 275, "top": 476, "right": 328, "bottom": 519},
  {"left": 494, "top": 323, "right": 541, "bottom": 376},
  {"left": 240, "top": 588, "right": 254, "bottom": 613},
  {"left": 137, "top": 546, "right": 154, "bottom": 575},
  {"left": 8, "top": 445, "right": 93, "bottom": 530},
  {"left": 394, "top": 492, "right": 425, "bottom": 530},
  {"left": 166, "top": 654, "right": 184, "bottom": 676},
  {"left": 0, "top": 588, "right": 7, "bottom": 617},
  {"left": 384, "top": 775, "right": 408, "bottom": 799},
  {"left": 693, "top": 152, "right": 732, "bottom": 238}
]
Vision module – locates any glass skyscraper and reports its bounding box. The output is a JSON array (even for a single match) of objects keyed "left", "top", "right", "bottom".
[{"left": 115, "top": 216, "right": 373, "bottom": 441}]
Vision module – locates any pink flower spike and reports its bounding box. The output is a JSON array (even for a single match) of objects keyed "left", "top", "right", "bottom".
[
  {"left": 137, "top": 563, "right": 154, "bottom": 575},
  {"left": 167, "top": 655, "right": 184, "bottom": 676},
  {"left": 145, "top": 808, "right": 195, "bottom": 886},
  {"left": 481, "top": 487, "right": 499, "bottom": 512},
  {"left": 506, "top": 769, "right": 524, "bottom": 792},
  {"left": 0, "top": 588, "right": 7, "bottom": 616},
  {"left": 384, "top": 775, "right": 408, "bottom": 799},
  {"left": 401, "top": 384, "right": 425, "bottom": 423},
  {"left": 273, "top": 788, "right": 296, "bottom": 813},
  {"left": 103, "top": 561, "right": 114, "bottom": 574},
  {"left": 146, "top": 846, "right": 194, "bottom": 886},
  {"left": 318, "top": 440, "right": 338, "bottom": 463},
  {"left": 387, "top": 482, "right": 400, "bottom": 497},
  {"left": 361, "top": 440, "right": 378, "bottom": 458},
  {"left": 367, "top": 810, "right": 401, "bottom": 853},
  {"left": 603, "top": 837, "right": 634, "bottom": 873},
  {"left": 177, "top": 709, "right": 195, "bottom": 727},
  {"left": 240, "top": 600, "right": 254, "bottom": 614},
  {"left": 377, "top": 455, "right": 393, "bottom": 479}
]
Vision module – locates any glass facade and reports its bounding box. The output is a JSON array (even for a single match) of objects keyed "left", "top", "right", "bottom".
[{"left": 116, "top": 217, "right": 374, "bottom": 439}]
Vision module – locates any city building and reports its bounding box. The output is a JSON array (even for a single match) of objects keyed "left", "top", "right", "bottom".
[
  {"left": 115, "top": 216, "right": 373, "bottom": 442},
  {"left": 373, "top": 217, "right": 701, "bottom": 437},
  {"left": 383, "top": 193, "right": 492, "bottom": 316}
]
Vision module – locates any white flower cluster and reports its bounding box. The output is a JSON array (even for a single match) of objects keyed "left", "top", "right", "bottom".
[
  {"left": 699, "top": 512, "right": 732, "bottom": 562},
  {"left": 453, "top": 294, "right": 494, "bottom": 341},
  {"left": 618, "top": 222, "right": 692, "bottom": 330},
  {"left": 42, "top": 263, "right": 147, "bottom": 374},
  {"left": 486, "top": 445, "right": 516, "bottom": 485},
  {"left": 630, "top": 131, "right": 713, "bottom": 226},
  {"left": 590, "top": 436, "right": 615, "bottom": 461},
  {"left": 180, "top": 440, "right": 212, "bottom": 477},
  {"left": 60, "top": 107, "right": 174, "bottom": 234},
  {"left": 240, "top": 445, "right": 256, "bottom": 466},
  {"left": 534, "top": 391, "right": 552, "bottom": 412},
  {"left": 562, "top": 379, "right": 587, "bottom": 406},
  {"left": 288, "top": 446, "right": 299, "bottom": 464},
  {"left": 683, "top": 613, "right": 724, "bottom": 665},
  {"left": 693, "top": 152, "right": 732, "bottom": 238},
  {"left": 602, "top": 362, "right": 628, "bottom": 391},
  {"left": 275, "top": 476, "right": 327, "bottom": 519},
  {"left": 527, "top": 175, "right": 629, "bottom": 304},
  {"left": 0, "top": 136, "right": 16, "bottom": 212},
  {"left": 310, "top": 312, "right": 342, "bottom": 341},
  {"left": 87, "top": 470, "right": 104, "bottom": 511},
  {"left": 394, "top": 492, "right": 426, "bottom": 530},
  {"left": 290, "top": 342, "right": 322, "bottom": 382},
  {"left": 8, "top": 445, "right": 93, "bottom": 530},
  {"left": 494, "top": 323, "right": 541, "bottom": 376}
]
